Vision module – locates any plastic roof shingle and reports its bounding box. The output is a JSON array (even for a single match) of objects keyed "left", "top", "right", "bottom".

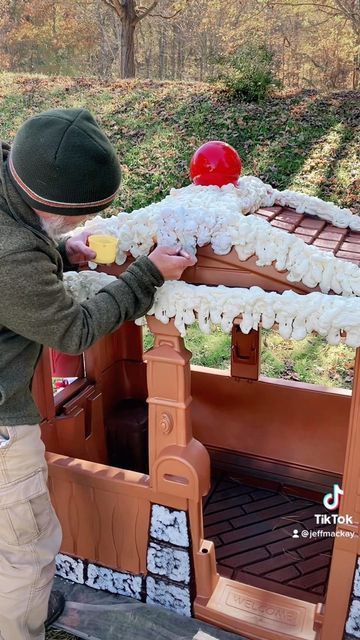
[{"left": 253, "top": 206, "right": 360, "bottom": 265}]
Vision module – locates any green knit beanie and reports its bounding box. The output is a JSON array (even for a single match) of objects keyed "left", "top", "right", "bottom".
[{"left": 7, "top": 108, "right": 121, "bottom": 216}]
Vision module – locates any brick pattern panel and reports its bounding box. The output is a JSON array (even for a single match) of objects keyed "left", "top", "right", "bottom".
[
  {"left": 253, "top": 207, "right": 360, "bottom": 266},
  {"left": 203, "top": 476, "right": 335, "bottom": 604}
]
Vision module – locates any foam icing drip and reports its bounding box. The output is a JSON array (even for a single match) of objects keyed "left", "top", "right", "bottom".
[
  {"left": 64, "top": 177, "right": 360, "bottom": 344},
  {"left": 272, "top": 187, "right": 360, "bottom": 230},
  {"left": 64, "top": 270, "right": 117, "bottom": 302},
  {"left": 80, "top": 177, "right": 360, "bottom": 296},
  {"left": 63, "top": 273, "right": 360, "bottom": 347}
]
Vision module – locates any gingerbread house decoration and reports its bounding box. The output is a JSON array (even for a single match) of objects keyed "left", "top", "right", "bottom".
[{"left": 32, "top": 168, "right": 360, "bottom": 640}]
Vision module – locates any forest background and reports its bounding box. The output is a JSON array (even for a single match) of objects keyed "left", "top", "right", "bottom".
[
  {"left": 0, "top": 0, "right": 359, "bottom": 392},
  {"left": 0, "top": 0, "right": 359, "bottom": 90}
]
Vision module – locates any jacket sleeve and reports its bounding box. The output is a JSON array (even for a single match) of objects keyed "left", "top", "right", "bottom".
[
  {"left": 57, "top": 236, "right": 75, "bottom": 272},
  {"left": 0, "top": 251, "right": 164, "bottom": 354}
]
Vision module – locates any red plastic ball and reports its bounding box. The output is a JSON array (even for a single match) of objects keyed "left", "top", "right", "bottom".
[{"left": 190, "top": 141, "right": 242, "bottom": 187}]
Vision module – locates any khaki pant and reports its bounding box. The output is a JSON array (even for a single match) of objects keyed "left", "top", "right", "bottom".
[{"left": 0, "top": 424, "right": 62, "bottom": 640}]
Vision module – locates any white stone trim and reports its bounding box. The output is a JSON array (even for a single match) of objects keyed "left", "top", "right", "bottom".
[
  {"left": 56, "top": 553, "right": 85, "bottom": 584},
  {"left": 147, "top": 541, "right": 191, "bottom": 584},
  {"left": 55, "top": 554, "right": 142, "bottom": 600},
  {"left": 86, "top": 563, "right": 142, "bottom": 600},
  {"left": 150, "top": 505, "right": 190, "bottom": 548},
  {"left": 146, "top": 575, "right": 191, "bottom": 617},
  {"left": 346, "top": 597, "right": 360, "bottom": 637},
  {"left": 353, "top": 558, "right": 360, "bottom": 598}
]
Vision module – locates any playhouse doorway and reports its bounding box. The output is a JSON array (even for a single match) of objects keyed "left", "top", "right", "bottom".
[
  {"left": 189, "top": 325, "right": 350, "bottom": 621},
  {"left": 203, "top": 472, "right": 335, "bottom": 605}
]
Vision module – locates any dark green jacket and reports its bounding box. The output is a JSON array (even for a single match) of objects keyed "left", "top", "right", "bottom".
[{"left": 0, "top": 142, "right": 164, "bottom": 426}]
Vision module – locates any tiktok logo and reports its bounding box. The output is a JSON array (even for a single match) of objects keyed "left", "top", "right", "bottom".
[{"left": 323, "top": 484, "right": 344, "bottom": 511}]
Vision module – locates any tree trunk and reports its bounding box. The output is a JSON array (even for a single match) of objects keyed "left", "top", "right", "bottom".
[
  {"left": 158, "top": 24, "right": 166, "bottom": 79},
  {"left": 353, "top": 38, "right": 360, "bottom": 89},
  {"left": 102, "top": 0, "right": 138, "bottom": 79},
  {"left": 121, "top": 16, "right": 136, "bottom": 77},
  {"left": 177, "top": 28, "right": 184, "bottom": 79},
  {"left": 113, "top": 14, "right": 122, "bottom": 76},
  {"left": 97, "top": 4, "right": 114, "bottom": 77},
  {"left": 171, "top": 23, "right": 177, "bottom": 79}
]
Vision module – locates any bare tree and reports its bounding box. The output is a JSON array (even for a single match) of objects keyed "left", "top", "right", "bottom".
[
  {"left": 99, "top": 0, "right": 157, "bottom": 77},
  {"left": 100, "top": 0, "right": 189, "bottom": 78},
  {"left": 266, "top": 0, "right": 360, "bottom": 86}
]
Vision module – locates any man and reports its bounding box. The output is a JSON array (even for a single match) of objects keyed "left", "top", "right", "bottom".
[{"left": 0, "top": 108, "right": 196, "bottom": 640}]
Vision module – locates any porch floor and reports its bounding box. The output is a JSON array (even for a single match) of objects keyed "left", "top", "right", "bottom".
[{"left": 203, "top": 474, "right": 335, "bottom": 604}]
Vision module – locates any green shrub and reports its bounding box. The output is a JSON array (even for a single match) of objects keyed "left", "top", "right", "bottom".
[{"left": 214, "top": 44, "right": 280, "bottom": 102}]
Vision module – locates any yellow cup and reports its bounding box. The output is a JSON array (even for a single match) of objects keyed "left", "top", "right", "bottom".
[{"left": 88, "top": 235, "right": 118, "bottom": 264}]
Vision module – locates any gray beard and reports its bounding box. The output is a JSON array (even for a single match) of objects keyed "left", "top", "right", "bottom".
[{"left": 40, "top": 216, "right": 81, "bottom": 241}]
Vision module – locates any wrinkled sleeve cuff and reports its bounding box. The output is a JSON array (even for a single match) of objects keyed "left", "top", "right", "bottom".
[
  {"left": 57, "top": 237, "right": 76, "bottom": 272},
  {"left": 129, "top": 255, "right": 165, "bottom": 288}
]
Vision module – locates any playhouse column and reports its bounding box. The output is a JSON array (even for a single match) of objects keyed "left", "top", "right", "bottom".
[
  {"left": 321, "top": 347, "right": 360, "bottom": 640},
  {"left": 145, "top": 316, "right": 194, "bottom": 472},
  {"left": 144, "top": 317, "right": 216, "bottom": 615}
]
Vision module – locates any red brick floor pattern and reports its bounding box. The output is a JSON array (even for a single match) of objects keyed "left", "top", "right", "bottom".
[{"left": 203, "top": 476, "right": 335, "bottom": 604}]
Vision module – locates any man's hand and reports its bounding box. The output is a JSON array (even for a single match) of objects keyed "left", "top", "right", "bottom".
[
  {"left": 148, "top": 246, "right": 197, "bottom": 280},
  {"left": 64, "top": 230, "right": 97, "bottom": 265}
]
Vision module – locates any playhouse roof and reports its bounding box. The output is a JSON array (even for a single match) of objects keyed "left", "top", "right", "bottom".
[
  {"left": 80, "top": 177, "right": 360, "bottom": 298},
  {"left": 65, "top": 179, "right": 360, "bottom": 346},
  {"left": 253, "top": 205, "right": 360, "bottom": 266}
]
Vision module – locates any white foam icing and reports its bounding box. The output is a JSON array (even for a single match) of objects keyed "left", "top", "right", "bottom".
[
  {"left": 272, "top": 187, "right": 360, "bottom": 230},
  {"left": 63, "top": 272, "right": 360, "bottom": 347},
  {"left": 63, "top": 177, "right": 360, "bottom": 344},
  {"left": 64, "top": 270, "right": 117, "bottom": 302},
  {"left": 79, "top": 177, "right": 360, "bottom": 295}
]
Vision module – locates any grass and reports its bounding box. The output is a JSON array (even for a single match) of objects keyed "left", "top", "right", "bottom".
[
  {"left": 144, "top": 323, "right": 232, "bottom": 369},
  {"left": 0, "top": 72, "right": 358, "bottom": 388},
  {"left": 0, "top": 73, "right": 358, "bottom": 215},
  {"left": 144, "top": 326, "right": 355, "bottom": 389},
  {"left": 261, "top": 330, "right": 354, "bottom": 388}
]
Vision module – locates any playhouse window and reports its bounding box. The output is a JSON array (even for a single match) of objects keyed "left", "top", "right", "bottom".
[
  {"left": 261, "top": 329, "right": 355, "bottom": 390},
  {"left": 144, "top": 322, "right": 355, "bottom": 389},
  {"left": 50, "top": 349, "right": 85, "bottom": 395},
  {"left": 143, "top": 325, "right": 155, "bottom": 352},
  {"left": 185, "top": 325, "right": 231, "bottom": 370},
  {"left": 143, "top": 324, "right": 231, "bottom": 370}
]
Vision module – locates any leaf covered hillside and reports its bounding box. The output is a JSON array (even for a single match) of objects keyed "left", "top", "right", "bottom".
[
  {"left": 1, "top": 73, "right": 359, "bottom": 390},
  {"left": 0, "top": 73, "right": 359, "bottom": 216}
]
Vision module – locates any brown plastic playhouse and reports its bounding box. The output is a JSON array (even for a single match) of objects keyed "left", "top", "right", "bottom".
[{"left": 33, "top": 204, "right": 360, "bottom": 640}]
